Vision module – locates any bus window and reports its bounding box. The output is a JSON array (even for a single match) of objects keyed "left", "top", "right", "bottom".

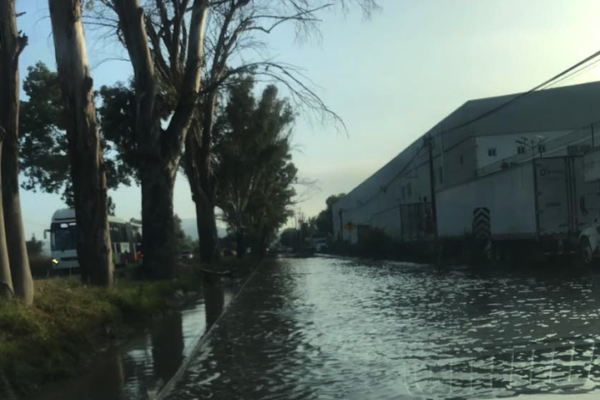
[
  {"left": 51, "top": 223, "right": 77, "bottom": 252},
  {"left": 121, "top": 225, "right": 129, "bottom": 244},
  {"left": 110, "top": 223, "right": 123, "bottom": 243}
]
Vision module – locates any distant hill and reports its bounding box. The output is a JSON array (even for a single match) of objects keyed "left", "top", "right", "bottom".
[{"left": 181, "top": 218, "right": 228, "bottom": 240}]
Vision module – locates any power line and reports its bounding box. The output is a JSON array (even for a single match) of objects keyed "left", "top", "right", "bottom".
[
  {"left": 340, "top": 48, "right": 600, "bottom": 215},
  {"left": 342, "top": 143, "right": 426, "bottom": 213},
  {"left": 443, "top": 48, "right": 600, "bottom": 135},
  {"left": 544, "top": 57, "right": 600, "bottom": 90}
]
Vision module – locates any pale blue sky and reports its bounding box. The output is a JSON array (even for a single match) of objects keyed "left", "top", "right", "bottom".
[{"left": 14, "top": 0, "right": 600, "bottom": 241}]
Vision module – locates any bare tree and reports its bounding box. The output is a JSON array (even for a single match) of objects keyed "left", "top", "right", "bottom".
[
  {"left": 0, "top": 0, "right": 33, "bottom": 302},
  {"left": 86, "top": 0, "right": 377, "bottom": 268},
  {"left": 48, "top": 0, "right": 114, "bottom": 287},
  {"left": 98, "top": 0, "right": 210, "bottom": 278},
  {"left": 184, "top": 0, "right": 378, "bottom": 263}
]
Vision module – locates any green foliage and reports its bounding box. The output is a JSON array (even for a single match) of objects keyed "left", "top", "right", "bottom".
[
  {"left": 314, "top": 193, "right": 346, "bottom": 237},
  {"left": 214, "top": 77, "right": 298, "bottom": 254},
  {"left": 279, "top": 228, "right": 298, "bottom": 248},
  {"left": 25, "top": 234, "right": 44, "bottom": 258},
  {"left": 19, "top": 62, "right": 137, "bottom": 205},
  {"left": 219, "top": 232, "right": 237, "bottom": 250},
  {"left": 97, "top": 83, "right": 140, "bottom": 183},
  {"left": 20, "top": 62, "right": 70, "bottom": 202}
]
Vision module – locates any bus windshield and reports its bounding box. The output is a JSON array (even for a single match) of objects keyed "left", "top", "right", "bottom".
[{"left": 51, "top": 222, "right": 77, "bottom": 252}]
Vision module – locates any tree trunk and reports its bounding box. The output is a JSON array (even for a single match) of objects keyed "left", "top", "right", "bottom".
[
  {"left": 114, "top": 0, "right": 209, "bottom": 277},
  {"left": 0, "top": 140, "right": 13, "bottom": 299},
  {"left": 196, "top": 192, "right": 218, "bottom": 263},
  {"left": 257, "top": 226, "right": 268, "bottom": 257},
  {"left": 140, "top": 163, "right": 177, "bottom": 279},
  {"left": 48, "top": 0, "right": 114, "bottom": 287},
  {"left": 197, "top": 93, "right": 218, "bottom": 263},
  {"left": 236, "top": 230, "right": 246, "bottom": 258},
  {"left": 0, "top": 0, "right": 34, "bottom": 304},
  {"left": 185, "top": 122, "right": 217, "bottom": 264}
]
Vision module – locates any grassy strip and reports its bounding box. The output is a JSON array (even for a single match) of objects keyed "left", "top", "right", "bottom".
[{"left": 0, "top": 267, "right": 203, "bottom": 396}]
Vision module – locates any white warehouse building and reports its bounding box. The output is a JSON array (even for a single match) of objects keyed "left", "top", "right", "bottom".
[{"left": 333, "top": 81, "right": 600, "bottom": 244}]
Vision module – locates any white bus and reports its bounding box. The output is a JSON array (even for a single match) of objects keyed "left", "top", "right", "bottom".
[{"left": 45, "top": 209, "right": 143, "bottom": 270}]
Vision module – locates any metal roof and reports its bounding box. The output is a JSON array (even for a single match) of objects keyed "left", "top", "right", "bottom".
[{"left": 335, "top": 80, "right": 600, "bottom": 213}]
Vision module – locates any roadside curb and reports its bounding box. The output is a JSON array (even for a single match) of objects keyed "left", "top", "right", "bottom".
[{"left": 153, "top": 259, "right": 265, "bottom": 400}]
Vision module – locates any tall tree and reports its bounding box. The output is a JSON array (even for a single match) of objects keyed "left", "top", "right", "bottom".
[
  {"left": 0, "top": 127, "right": 12, "bottom": 298},
  {"left": 315, "top": 193, "right": 345, "bottom": 237},
  {"left": 183, "top": 0, "right": 378, "bottom": 263},
  {"left": 0, "top": 0, "right": 33, "bottom": 303},
  {"left": 214, "top": 78, "right": 297, "bottom": 257},
  {"left": 102, "top": 0, "right": 209, "bottom": 279},
  {"left": 48, "top": 0, "right": 114, "bottom": 286},
  {"left": 90, "top": 0, "right": 378, "bottom": 267},
  {"left": 19, "top": 63, "right": 138, "bottom": 206}
]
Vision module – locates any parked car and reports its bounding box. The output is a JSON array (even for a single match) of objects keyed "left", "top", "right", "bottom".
[{"left": 179, "top": 251, "right": 194, "bottom": 260}]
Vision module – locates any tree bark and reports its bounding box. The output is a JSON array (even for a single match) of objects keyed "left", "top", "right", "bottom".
[
  {"left": 185, "top": 96, "right": 218, "bottom": 264},
  {"left": 185, "top": 132, "right": 218, "bottom": 264},
  {"left": 236, "top": 230, "right": 246, "bottom": 258},
  {"left": 196, "top": 194, "right": 218, "bottom": 263},
  {"left": 0, "top": 137, "right": 13, "bottom": 299},
  {"left": 140, "top": 163, "right": 177, "bottom": 279},
  {"left": 0, "top": 0, "right": 34, "bottom": 304},
  {"left": 113, "top": 0, "right": 209, "bottom": 278},
  {"left": 48, "top": 0, "right": 114, "bottom": 287}
]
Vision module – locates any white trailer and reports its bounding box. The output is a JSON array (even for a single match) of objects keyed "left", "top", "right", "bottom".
[
  {"left": 578, "top": 148, "right": 600, "bottom": 264},
  {"left": 437, "top": 156, "right": 599, "bottom": 257}
]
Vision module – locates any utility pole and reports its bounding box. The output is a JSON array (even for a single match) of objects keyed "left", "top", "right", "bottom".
[
  {"left": 424, "top": 135, "right": 438, "bottom": 237},
  {"left": 338, "top": 209, "right": 344, "bottom": 241}
]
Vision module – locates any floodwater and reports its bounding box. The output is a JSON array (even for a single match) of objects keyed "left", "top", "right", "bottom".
[
  {"left": 25, "top": 279, "right": 236, "bottom": 400},
  {"left": 163, "top": 257, "right": 600, "bottom": 400},
  {"left": 26, "top": 257, "right": 600, "bottom": 400}
]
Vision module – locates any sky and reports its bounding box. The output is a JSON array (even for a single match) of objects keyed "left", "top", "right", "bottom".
[{"left": 13, "top": 0, "right": 600, "bottom": 242}]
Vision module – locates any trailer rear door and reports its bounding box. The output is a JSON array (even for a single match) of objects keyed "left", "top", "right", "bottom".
[{"left": 536, "top": 158, "right": 570, "bottom": 236}]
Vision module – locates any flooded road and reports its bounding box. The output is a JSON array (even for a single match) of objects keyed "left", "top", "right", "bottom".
[
  {"left": 162, "top": 257, "right": 600, "bottom": 400},
  {"left": 25, "top": 280, "right": 236, "bottom": 400}
]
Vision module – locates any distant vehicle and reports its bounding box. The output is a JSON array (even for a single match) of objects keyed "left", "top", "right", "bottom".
[
  {"left": 45, "top": 209, "right": 143, "bottom": 270},
  {"left": 222, "top": 248, "right": 235, "bottom": 257},
  {"left": 312, "top": 238, "right": 327, "bottom": 252},
  {"left": 179, "top": 251, "right": 194, "bottom": 260},
  {"left": 579, "top": 218, "right": 600, "bottom": 266}
]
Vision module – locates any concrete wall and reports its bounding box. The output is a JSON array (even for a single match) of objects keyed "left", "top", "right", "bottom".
[
  {"left": 437, "top": 162, "right": 537, "bottom": 239},
  {"left": 333, "top": 81, "right": 600, "bottom": 244},
  {"left": 475, "top": 131, "right": 571, "bottom": 170}
]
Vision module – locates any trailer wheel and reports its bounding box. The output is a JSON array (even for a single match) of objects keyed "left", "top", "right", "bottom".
[{"left": 579, "top": 237, "right": 594, "bottom": 266}]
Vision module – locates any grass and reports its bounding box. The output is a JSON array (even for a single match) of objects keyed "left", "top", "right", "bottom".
[{"left": 0, "top": 267, "right": 204, "bottom": 396}]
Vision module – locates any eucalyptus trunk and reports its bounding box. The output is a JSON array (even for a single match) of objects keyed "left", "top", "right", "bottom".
[
  {"left": 114, "top": 0, "right": 209, "bottom": 278},
  {"left": 0, "top": 0, "right": 34, "bottom": 304},
  {"left": 48, "top": 0, "right": 114, "bottom": 287},
  {"left": 140, "top": 163, "right": 177, "bottom": 279},
  {"left": 236, "top": 229, "right": 246, "bottom": 258},
  {"left": 0, "top": 138, "right": 13, "bottom": 298},
  {"left": 185, "top": 93, "right": 218, "bottom": 264},
  {"left": 185, "top": 130, "right": 218, "bottom": 264}
]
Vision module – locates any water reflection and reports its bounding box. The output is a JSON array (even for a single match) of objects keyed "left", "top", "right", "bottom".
[
  {"left": 152, "top": 312, "right": 184, "bottom": 387},
  {"left": 164, "top": 257, "right": 600, "bottom": 400},
  {"left": 203, "top": 275, "right": 225, "bottom": 327},
  {"left": 25, "top": 276, "right": 234, "bottom": 400}
]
